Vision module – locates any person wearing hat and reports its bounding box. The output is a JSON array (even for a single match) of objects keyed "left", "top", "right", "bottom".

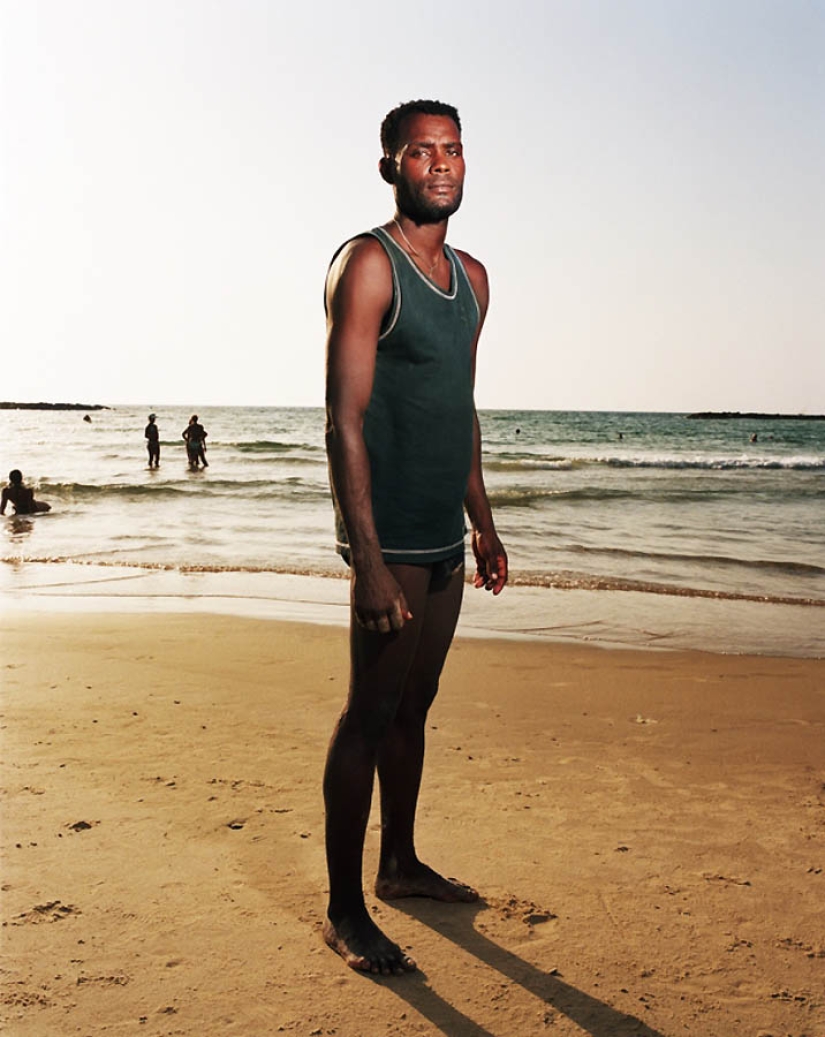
[{"left": 144, "top": 413, "right": 160, "bottom": 467}]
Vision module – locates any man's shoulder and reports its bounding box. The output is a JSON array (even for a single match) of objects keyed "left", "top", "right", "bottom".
[
  {"left": 451, "top": 246, "right": 486, "bottom": 277},
  {"left": 451, "top": 246, "right": 489, "bottom": 309},
  {"left": 330, "top": 230, "right": 389, "bottom": 268},
  {"left": 326, "top": 231, "right": 393, "bottom": 300}
]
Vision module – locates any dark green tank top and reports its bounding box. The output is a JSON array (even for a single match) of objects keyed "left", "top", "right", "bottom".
[{"left": 334, "top": 226, "right": 480, "bottom": 564}]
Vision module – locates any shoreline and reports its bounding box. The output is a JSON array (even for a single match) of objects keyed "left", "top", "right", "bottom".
[
  {"left": 2, "top": 559, "right": 823, "bottom": 657},
  {"left": 3, "top": 611, "right": 824, "bottom": 1036}
]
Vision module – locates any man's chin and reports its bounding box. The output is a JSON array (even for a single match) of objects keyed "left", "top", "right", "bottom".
[
  {"left": 397, "top": 185, "right": 463, "bottom": 225},
  {"left": 405, "top": 200, "right": 462, "bottom": 224}
]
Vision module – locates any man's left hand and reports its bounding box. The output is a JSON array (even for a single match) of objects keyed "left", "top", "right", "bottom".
[{"left": 471, "top": 530, "right": 508, "bottom": 595}]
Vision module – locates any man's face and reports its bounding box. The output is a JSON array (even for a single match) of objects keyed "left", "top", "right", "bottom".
[{"left": 386, "top": 114, "right": 465, "bottom": 224}]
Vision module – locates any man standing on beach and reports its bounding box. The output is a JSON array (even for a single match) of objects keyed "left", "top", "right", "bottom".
[{"left": 323, "top": 99, "right": 507, "bottom": 975}]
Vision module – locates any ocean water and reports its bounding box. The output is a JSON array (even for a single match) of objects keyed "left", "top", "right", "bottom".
[{"left": 2, "top": 405, "right": 824, "bottom": 656}]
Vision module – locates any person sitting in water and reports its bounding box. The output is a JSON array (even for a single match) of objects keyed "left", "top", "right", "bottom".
[{"left": 1, "top": 470, "right": 51, "bottom": 515}]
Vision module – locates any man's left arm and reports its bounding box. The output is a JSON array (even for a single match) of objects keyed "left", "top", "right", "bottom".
[{"left": 458, "top": 250, "right": 508, "bottom": 595}]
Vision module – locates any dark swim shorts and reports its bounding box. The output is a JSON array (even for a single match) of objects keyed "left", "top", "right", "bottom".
[{"left": 341, "top": 549, "right": 465, "bottom": 583}]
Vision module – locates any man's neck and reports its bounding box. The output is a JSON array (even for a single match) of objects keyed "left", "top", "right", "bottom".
[
  {"left": 388, "top": 215, "right": 449, "bottom": 283},
  {"left": 392, "top": 213, "right": 448, "bottom": 249}
]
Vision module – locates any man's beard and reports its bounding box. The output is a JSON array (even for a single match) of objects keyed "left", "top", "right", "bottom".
[{"left": 395, "top": 181, "right": 463, "bottom": 224}]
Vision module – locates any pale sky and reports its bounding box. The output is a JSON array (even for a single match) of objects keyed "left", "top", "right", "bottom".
[{"left": 2, "top": 0, "right": 823, "bottom": 413}]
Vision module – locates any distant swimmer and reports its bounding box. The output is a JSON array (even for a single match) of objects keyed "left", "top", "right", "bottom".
[
  {"left": 750, "top": 432, "right": 758, "bottom": 443},
  {"left": 1, "top": 470, "right": 51, "bottom": 515},
  {"left": 182, "top": 414, "right": 208, "bottom": 469},
  {"left": 145, "top": 413, "right": 160, "bottom": 467}
]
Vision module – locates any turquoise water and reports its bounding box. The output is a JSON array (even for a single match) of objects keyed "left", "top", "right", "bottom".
[{"left": 2, "top": 405, "right": 823, "bottom": 655}]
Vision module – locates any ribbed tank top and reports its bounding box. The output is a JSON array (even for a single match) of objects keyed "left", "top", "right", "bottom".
[{"left": 334, "top": 226, "right": 481, "bottom": 564}]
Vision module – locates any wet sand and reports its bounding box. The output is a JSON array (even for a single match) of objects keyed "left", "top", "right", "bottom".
[
  {"left": 2, "top": 612, "right": 824, "bottom": 1036},
  {"left": 2, "top": 560, "right": 823, "bottom": 657}
]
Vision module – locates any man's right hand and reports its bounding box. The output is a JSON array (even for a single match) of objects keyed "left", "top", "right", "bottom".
[{"left": 353, "top": 564, "right": 413, "bottom": 634}]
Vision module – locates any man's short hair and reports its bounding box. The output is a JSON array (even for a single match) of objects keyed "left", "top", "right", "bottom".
[{"left": 380, "top": 100, "right": 461, "bottom": 157}]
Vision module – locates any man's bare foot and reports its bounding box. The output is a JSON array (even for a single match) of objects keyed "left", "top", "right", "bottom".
[
  {"left": 323, "top": 912, "right": 416, "bottom": 976},
  {"left": 375, "top": 862, "right": 479, "bottom": 903}
]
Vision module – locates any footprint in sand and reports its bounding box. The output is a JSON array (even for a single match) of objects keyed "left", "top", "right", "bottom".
[
  {"left": 12, "top": 901, "right": 80, "bottom": 925},
  {"left": 488, "top": 894, "right": 558, "bottom": 927}
]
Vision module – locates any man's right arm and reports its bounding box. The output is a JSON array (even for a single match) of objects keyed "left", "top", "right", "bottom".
[{"left": 324, "top": 237, "right": 413, "bottom": 634}]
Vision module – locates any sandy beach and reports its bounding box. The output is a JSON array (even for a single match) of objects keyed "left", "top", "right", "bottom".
[{"left": 2, "top": 611, "right": 824, "bottom": 1036}]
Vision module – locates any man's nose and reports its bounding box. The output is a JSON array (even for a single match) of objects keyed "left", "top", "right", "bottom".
[{"left": 432, "top": 150, "right": 451, "bottom": 171}]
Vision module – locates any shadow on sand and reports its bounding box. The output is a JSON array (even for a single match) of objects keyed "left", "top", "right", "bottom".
[{"left": 372, "top": 899, "right": 670, "bottom": 1037}]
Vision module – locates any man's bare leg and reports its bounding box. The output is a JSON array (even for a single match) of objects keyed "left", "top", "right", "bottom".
[
  {"left": 323, "top": 571, "right": 427, "bottom": 974},
  {"left": 374, "top": 561, "right": 478, "bottom": 903}
]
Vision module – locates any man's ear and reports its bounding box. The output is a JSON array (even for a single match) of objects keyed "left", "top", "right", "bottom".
[{"left": 379, "top": 155, "right": 395, "bottom": 184}]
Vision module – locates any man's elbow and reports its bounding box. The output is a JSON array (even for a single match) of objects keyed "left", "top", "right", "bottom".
[{"left": 325, "top": 402, "right": 364, "bottom": 443}]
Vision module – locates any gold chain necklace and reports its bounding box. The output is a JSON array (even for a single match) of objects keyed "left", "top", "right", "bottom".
[{"left": 393, "top": 218, "right": 441, "bottom": 278}]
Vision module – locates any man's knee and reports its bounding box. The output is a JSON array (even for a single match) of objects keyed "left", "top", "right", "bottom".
[
  {"left": 396, "top": 675, "right": 440, "bottom": 722},
  {"left": 342, "top": 692, "right": 402, "bottom": 746}
]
